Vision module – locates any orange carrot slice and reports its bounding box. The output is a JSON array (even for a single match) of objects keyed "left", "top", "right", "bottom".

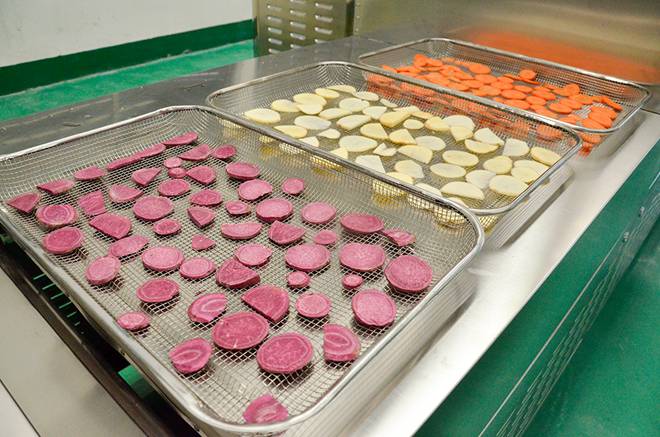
[
  {"left": 498, "top": 76, "right": 515, "bottom": 84},
  {"left": 559, "top": 98, "right": 583, "bottom": 110},
  {"left": 464, "top": 80, "right": 484, "bottom": 89},
  {"left": 479, "top": 85, "right": 501, "bottom": 96},
  {"left": 601, "top": 96, "right": 622, "bottom": 111},
  {"left": 532, "top": 90, "right": 556, "bottom": 101},
  {"left": 519, "top": 69, "right": 537, "bottom": 80},
  {"left": 501, "top": 89, "right": 527, "bottom": 100},
  {"left": 590, "top": 106, "right": 617, "bottom": 119},
  {"left": 581, "top": 118, "right": 605, "bottom": 130},
  {"left": 548, "top": 103, "right": 573, "bottom": 114},
  {"left": 564, "top": 83, "right": 580, "bottom": 96},
  {"left": 506, "top": 99, "right": 531, "bottom": 110},
  {"left": 514, "top": 85, "right": 533, "bottom": 93},
  {"left": 475, "top": 74, "right": 497, "bottom": 84},
  {"left": 526, "top": 95, "right": 547, "bottom": 106},
  {"left": 448, "top": 83, "right": 470, "bottom": 92},
  {"left": 468, "top": 63, "right": 491, "bottom": 74},
  {"left": 535, "top": 107, "right": 558, "bottom": 118},
  {"left": 588, "top": 111, "right": 613, "bottom": 128},
  {"left": 493, "top": 81, "right": 514, "bottom": 90},
  {"left": 570, "top": 94, "right": 593, "bottom": 105}
]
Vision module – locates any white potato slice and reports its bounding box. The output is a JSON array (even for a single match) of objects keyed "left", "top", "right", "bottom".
[
  {"left": 360, "top": 122, "right": 389, "bottom": 140},
  {"left": 413, "top": 111, "right": 433, "bottom": 120},
  {"left": 294, "top": 115, "right": 331, "bottom": 131},
  {"left": 339, "top": 135, "right": 378, "bottom": 152},
  {"left": 245, "top": 108, "right": 281, "bottom": 124},
  {"left": 398, "top": 145, "right": 433, "bottom": 164},
  {"left": 315, "top": 87, "right": 340, "bottom": 99},
  {"left": 403, "top": 119, "right": 424, "bottom": 130},
  {"left": 531, "top": 147, "right": 561, "bottom": 165},
  {"left": 355, "top": 154, "right": 385, "bottom": 173},
  {"left": 441, "top": 181, "right": 484, "bottom": 200},
  {"left": 514, "top": 159, "right": 549, "bottom": 174},
  {"left": 465, "top": 169, "right": 496, "bottom": 189},
  {"left": 338, "top": 97, "right": 370, "bottom": 112},
  {"left": 511, "top": 166, "right": 540, "bottom": 184},
  {"left": 319, "top": 108, "right": 351, "bottom": 120},
  {"left": 416, "top": 135, "right": 446, "bottom": 151},
  {"left": 318, "top": 128, "right": 341, "bottom": 139},
  {"left": 274, "top": 125, "right": 307, "bottom": 138},
  {"left": 297, "top": 103, "right": 323, "bottom": 115},
  {"left": 372, "top": 172, "right": 413, "bottom": 197},
  {"left": 328, "top": 84, "right": 357, "bottom": 94},
  {"left": 443, "top": 115, "right": 476, "bottom": 130},
  {"left": 331, "top": 147, "right": 349, "bottom": 159},
  {"left": 363, "top": 106, "right": 387, "bottom": 120},
  {"left": 387, "top": 171, "right": 414, "bottom": 184},
  {"left": 395, "top": 160, "right": 425, "bottom": 179},
  {"left": 380, "top": 98, "right": 397, "bottom": 108},
  {"left": 443, "top": 150, "right": 479, "bottom": 167},
  {"left": 300, "top": 136, "right": 319, "bottom": 147},
  {"left": 503, "top": 138, "right": 530, "bottom": 157},
  {"left": 416, "top": 183, "right": 443, "bottom": 197},
  {"left": 380, "top": 111, "right": 411, "bottom": 128},
  {"left": 425, "top": 116, "right": 450, "bottom": 132},
  {"left": 465, "top": 139, "right": 498, "bottom": 155},
  {"left": 389, "top": 129, "right": 417, "bottom": 145},
  {"left": 293, "top": 92, "right": 327, "bottom": 106},
  {"left": 489, "top": 175, "right": 528, "bottom": 197},
  {"left": 373, "top": 143, "right": 397, "bottom": 157},
  {"left": 450, "top": 126, "right": 474, "bottom": 142},
  {"left": 474, "top": 127, "right": 504, "bottom": 145},
  {"left": 279, "top": 143, "right": 302, "bottom": 154},
  {"left": 271, "top": 99, "right": 299, "bottom": 113},
  {"left": 354, "top": 91, "right": 380, "bottom": 101},
  {"left": 483, "top": 156, "right": 513, "bottom": 174},
  {"left": 430, "top": 163, "right": 466, "bottom": 179},
  {"left": 394, "top": 105, "right": 420, "bottom": 113},
  {"left": 337, "top": 114, "right": 371, "bottom": 130}
]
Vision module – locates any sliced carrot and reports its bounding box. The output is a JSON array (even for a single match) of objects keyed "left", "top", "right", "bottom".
[
  {"left": 464, "top": 79, "right": 484, "bottom": 89},
  {"left": 519, "top": 69, "right": 537, "bottom": 80},
  {"left": 428, "top": 76, "right": 451, "bottom": 86},
  {"left": 545, "top": 83, "right": 560, "bottom": 91},
  {"left": 425, "top": 66, "right": 445, "bottom": 72},
  {"left": 397, "top": 66, "right": 421, "bottom": 74},
  {"left": 472, "top": 89, "right": 488, "bottom": 97},
  {"left": 447, "top": 82, "right": 470, "bottom": 92},
  {"left": 498, "top": 76, "right": 515, "bottom": 84},
  {"left": 426, "top": 58, "right": 444, "bottom": 67},
  {"left": 564, "top": 83, "right": 581, "bottom": 96},
  {"left": 506, "top": 99, "right": 531, "bottom": 110},
  {"left": 398, "top": 71, "right": 420, "bottom": 78},
  {"left": 554, "top": 88, "right": 572, "bottom": 97},
  {"left": 448, "top": 76, "right": 463, "bottom": 83},
  {"left": 441, "top": 57, "right": 455, "bottom": 63},
  {"left": 534, "top": 86, "right": 551, "bottom": 92},
  {"left": 475, "top": 74, "right": 497, "bottom": 84},
  {"left": 559, "top": 115, "right": 580, "bottom": 124},
  {"left": 381, "top": 65, "right": 397, "bottom": 73},
  {"left": 588, "top": 111, "right": 613, "bottom": 128},
  {"left": 548, "top": 103, "right": 573, "bottom": 114},
  {"left": 504, "top": 73, "right": 521, "bottom": 81},
  {"left": 537, "top": 125, "right": 562, "bottom": 140},
  {"left": 559, "top": 98, "right": 583, "bottom": 110},
  {"left": 479, "top": 85, "right": 501, "bottom": 96},
  {"left": 590, "top": 106, "right": 617, "bottom": 119},
  {"left": 519, "top": 77, "right": 541, "bottom": 85},
  {"left": 514, "top": 85, "right": 533, "bottom": 93},
  {"left": 493, "top": 81, "right": 514, "bottom": 90},
  {"left": 526, "top": 95, "right": 547, "bottom": 106},
  {"left": 501, "top": 89, "right": 527, "bottom": 100},
  {"left": 468, "top": 63, "right": 491, "bottom": 74},
  {"left": 444, "top": 65, "right": 462, "bottom": 72},
  {"left": 535, "top": 107, "right": 558, "bottom": 118},
  {"left": 601, "top": 96, "right": 623, "bottom": 111},
  {"left": 413, "top": 54, "right": 429, "bottom": 68},
  {"left": 532, "top": 90, "right": 556, "bottom": 101},
  {"left": 581, "top": 118, "right": 606, "bottom": 130},
  {"left": 493, "top": 97, "right": 506, "bottom": 103},
  {"left": 570, "top": 94, "right": 593, "bottom": 105},
  {"left": 530, "top": 104, "right": 546, "bottom": 111},
  {"left": 580, "top": 132, "right": 602, "bottom": 143},
  {"left": 591, "top": 95, "right": 604, "bottom": 103},
  {"left": 454, "top": 71, "right": 474, "bottom": 80}
]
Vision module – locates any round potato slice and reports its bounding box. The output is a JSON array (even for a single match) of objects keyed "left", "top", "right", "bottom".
[
  {"left": 531, "top": 147, "right": 561, "bottom": 166},
  {"left": 395, "top": 160, "right": 425, "bottom": 179},
  {"left": 465, "top": 139, "right": 498, "bottom": 155},
  {"left": 380, "top": 111, "right": 411, "bottom": 128},
  {"left": 489, "top": 175, "right": 528, "bottom": 197},
  {"left": 443, "top": 150, "right": 478, "bottom": 167},
  {"left": 483, "top": 156, "right": 513, "bottom": 174},
  {"left": 412, "top": 111, "right": 433, "bottom": 120},
  {"left": 245, "top": 108, "right": 281, "bottom": 124},
  {"left": 293, "top": 92, "right": 327, "bottom": 106},
  {"left": 363, "top": 106, "right": 387, "bottom": 120},
  {"left": 275, "top": 125, "right": 307, "bottom": 138},
  {"left": 511, "top": 166, "right": 540, "bottom": 184},
  {"left": 271, "top": 99, "right": 299, "bottom": 113},
  {"left": 337, "top": 114, "right": 371, "bottom": 131},
  {"left": 503, "top": 138, "right": 530, "bottom": 157},
  {"left": 465, "top": 169, "right": 496, "bottom": 189},
  {"left": 355, "top": 155, "right": 385, "bottom": 173},
  {"left": 297, "top": 103, "right": 323, "bottom": 115},
  {"left": 425, "top": 117, "right": 450, "bottom": 132},
  {"left": 354, "top": 91, "right": 379, "bottom": 101},
  {"left": 441, "top": 181, "right": 484, "bottom": 200},
  {"left": 339, "top": 135, "right": 378, "bottom": 152},
  {"left": 373, "top": 143, "right": 397, "bottom": 157},
  {"left": 319, "top": 108, "right": 351, "bottom": 120},
  {"left": 443, "top": 115, "right": 475, "bottom": 130},
  {"left": 394, "top": 106, "right": 420, "bottom": 113},
  {"left": 398, "top": 145, "right": 432, "bottom": 164},
  {"left": 430, "top": 163, "right": 466, "bottom": 179},
  {"left": 389, "top": 129, "right": 416, "bottom": 145},
  {"left": 474, "top": 128, "right": 504, "bottom": 146},
  {"left": 318, "top": 128, "right": 341, "bottom": 139},
  {"left": 380, "top": 98, "right": 397, "bottom": 108},
  {"left": 300, "top": 136, "right": 320, "bottom": 147},
  {"left": 360, "top": 122, "right": 388, "bottom": 140},
  {"left": 294, "top": 115, "right": 331, "bottom": 131},
  {"left": 450, "top": 126, "right": 474, "bottom": 142},
  {"left": 315, "top": 87, "right": 340, "bottom": 99},
  {"left": 328, "top": 84, "right": 356, "bottom": 94},
  {"left": 416, "top": 135, "right": 446, "bottom": 151},
  {"left": 514, "top": 159, "right": 549, "bottom": 174},
  {"left": 339, "top": 98, "right": 370, "bottom": 112},
  {"left": 403, "top": 119, "right": 424, "bottom": 130}
]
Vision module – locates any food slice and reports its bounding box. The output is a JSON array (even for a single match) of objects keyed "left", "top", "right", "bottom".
[
  {"left": 373, "top": 143, "right": 397, "bottom": 157},
  {"left": 514, "top": 159, "right": 549, "bottom": 174},
  {"left": 339, "top": 135, "right": 377, "bottom": 152},
  {"left": 323, "top": 324, "right": 360, "bottom": 362},
  {"left": 328, "top": 84, "right": 357, "bottom": 94},
  {"left": 188, "top": 293, "right": 228, "bottom": 323},
  {"left": 443, "top": 150, "right": 479, "bottom": 167},
  {"left": 188, "top": 206, "right": 216, "bottom": 228},
  {"left": 354, "top": 91, "right": 379, "bottom": 101},
  {"left": 489, "top": 175, "right": 528, "bottom": 196},
  {"left": 380, "top": 111, "right": 411, "bottom": 128},
  {"left": 389, "top": 129, "right": 417, "bottom": 145},
  {"left": 245, "top": 108, "right": 281, "bottom": 124},
  {"left": 380, "top": 98, "right": 397, "bottom": 108},
  {"left": 474, "top": 127, "right": 504, "bottom": 145},
  {"left": 315, "top": 87, "right": 340, "bottom": 99},
  {"left": 285, "top": 244, "right": 331, "bottom": 272},
  {"left": 450, "top": 126, "right": 474, "bottom": 142},
  {"left": 511, "top": 166, "right": 541, "bottom": 183},
  {"left": 268, "top": 220, "right": 306, "bottom": 245},
  {"left": 216, "top": 259, "right": 260, "bottom": 288},
  {"left": 318, "top": 128, "right": 341, "bottom": 139},
  {"left": 296, "top": 292, "right": 331, "bottom": 318},
  {"left": 90, "top": 213, "right": 132, "bottom": 239},
  {"left": 179, "top": 257, "right": 215, "bottom": 280},
  {"left": 242, "top": 284, "right": 290, "bottom": 323},
  {"left": 74, "top": 166, "right": 106, "bottom": 181},
  {"left": 443, "top": 115, "right": 475, "bottom": 130},
  {"left": 412, "top": 111, "right": 433, "bottom": 120},
  {"left": 131, "top": 167, "right": 161, "bottom": 186},
  {"left": 531, "top": 147, "right": 561, "bottom": 165},
  {"left": 37, "top": 179, "right": 75, "bottom": 195},
  {"left": 141, "top": 246, "right": 184, "bottom": 272},
  {"left": 169, "top": 338, "right": 212, "bottom": 374},
  {"left": 363, "top": 105, "right": 387, "bottom": 120},
  {"left": 403, "top": 119, "right": 424, "bottom": 130},
  {"left": 352, "top": 289, "right": 396, "bottom": 328},
  {"left": 416, "top": 135, "right": 446, "bottom": 151},
  {"left": 296, "top": 103, "right": 323, "bottom": 115},
  {"left": 339, "top": 243, "right": 386, "bottom": 272},
  {"left": 384, "top": 255, "right": 433, "bottom": 293},
  {"left": 338, "top": 97, "right": 369, "bottom": 112},
  {"left": 360, "top": 122, "right": 388, "bottom": 140},
  {"left": 465, "top": 139, "right": 498, "bottom": 155},
  {"left": 85, "top": 255, "right": 121, "bottom": 286},
  {"left": 337, "top": 114, "right": 370, "bottom": 130},
  {"left": 235, "top": 243, "right": 273, "bottom": 267},
  {"left": 441, "top": 181, "right": 485, "bottom": 200},
  {"left": 483, "top": 156, "right": 513, "bottom": 174},
  {"left": 294, "top": 115, "right": 331, "bottom": 130},
  {"left": 187, "top": 165, "right": 216, "bottom": 185},
  {"left": 6, "top": 192, "right": 40, "bottom": 214},
  {"left": 424, "top": 116, "right": 450, "bottom": 132},
  {"left": 42, "top": 226, "right": 84, "bottom": 255},
  {"left": 355, "top": 155, "right": 385, "bottom": 173},
  {"left": 293, "top": 92, "right": 327, "bottom": 106},
  {"left": 271, "top": 99, "right": 299, "bottom": 113},
  {"left": 319, "top": 108, "right": 350, "bottom": 120},
  {"left": 220, "top": 222, "right": 262, "bottom": 240},
  {"left": 382, "top": 228, "right": 416, "bottom": 247},
  {"left": 466, "top": 169, "right": 496, "bottom": 189},
  {"left": 430, "top": 163, "right": 466, "bottom": 179},
  {"left": 503, "top": 138, "right": 530, "bottom": 157},
  {"left": 274, "top": 125, "right": 307, "bottom": 138},
  {"left": 256, "top": 333, "right": 313, "bottom": 374},
  {"left": 212, "top": 312, "right": 269, "bottom": 350},
  {"left": 395, "top": 160, "right": 425, "bottom": 179},
  {"left": 136, "top": 278, "right": 179, "bottom": 303},
  {"left": 243, "top": 395, "right": 289, "bottom": 424}
]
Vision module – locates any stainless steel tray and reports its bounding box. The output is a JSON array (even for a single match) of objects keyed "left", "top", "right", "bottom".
[
  {"left": 0, "top": 106, "right": 483, "bottom": 436},
  {"left": 358, "top": 38, "right": 651, "bottom": 135},
  {"left": 206, "top": 61, "right": 581, "bottom": 216}
]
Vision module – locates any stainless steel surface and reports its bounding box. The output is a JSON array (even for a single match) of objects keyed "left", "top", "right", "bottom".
[
  {"left": 0, "top": 380, "right": 37, "bottom": 437},
  {"left": 0, "top": 105, "right": 482, "bottom": 435},
  {"left": 359, "top": 38, "right": 651, "bottom": 134}
]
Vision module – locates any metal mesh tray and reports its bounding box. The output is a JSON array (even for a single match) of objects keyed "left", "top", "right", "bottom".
[
  {"left": 207, "top": 61, "right": 581, "bottom": 216},
  {"left": 0, "top": 106, "right": 483, "bottom": 435},
  {"left": 358, "top": 38, "right": 651, "bottom": 134}
]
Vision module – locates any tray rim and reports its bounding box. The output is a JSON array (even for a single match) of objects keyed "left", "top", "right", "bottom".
[
  {"left": 205, "top": 60, "right": 583, "bottom": 216},
  {"left": 357, "top": 37, "right": 652, "bottom": 135},
  {"left": 0, "top": 105, "right": 485, "bottom": 435}
]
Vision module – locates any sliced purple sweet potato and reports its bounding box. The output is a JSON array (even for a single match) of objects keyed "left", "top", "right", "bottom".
[
  {"left": 116, "top": 312, "right": 150, "bottom": 331},
  {"left": 220, "top": 222, "right": 262, "bottom": 240},
  {"left": 188, "top": 206, "right": 216, "bottom": 228},
  {"left": 168, "top": 167, "right": 186, "bottom": 179},
  {"left": 90, "top": 213, "right": 132, "bottom": 239},
  {"left": 158, "top": 179, "right": 190, "bottom": 197},
  {"left": 285, "top": 244, "right": 330, "bottom": 272},
  {"left": 243, "top": 394, "right": 289, "bottom": 424},
  {"left": 179, "top": 257, "right": 215, "bottom": 280},
  {"left": 106, "top": 155, "right": 142, "bottom": 171},
  {"left": 225, "top": 200, "right": 250, "bottom": 216},
  {"left": 242, "top": 284, "right": 290, "bottom": 323},
  {"left": 384, "top": 255, "right": 433, "bottom": 293},
  {"left": 226, "top": 162, "right": 260, "bottom": 180},
  {"left": 281, "top": 178, "right": 305, "bottom": 196},
  {"left": 352, "top": 289, "right": 397, "bottom": 328},
  {"left": 141, "top": 246, "right": 184, "bottom": 272},
  {"left": 163, "top": 131, "right": 198, "bottom": 147},
  {"left": 131, "top": 167, "right": 161, "bottom": 186},
  {"left": 234, "top": 243, "right": 273, "bottom": 267},
  {"left": 256, "top": 332, "right": 313, "bottom": 374},
  {"left": 42, "top": 226, "right": 84, "bottom": 255},
  {"left": 216, "top": 259, "right": 260, "bottom": 289},
  {"left": 340, "top": 213, "right": 384, "bottom": 234},
  {"left": 300, "top": 202, "right": 337, "bottom": 225},
  {"left": 179, "top": 144, "right": 211, "bottom": 161},
  {"left": 296, "top": 292, "right": 331, "bottom": 318},
  {"left": 6, "top": 192, "right": 40, "bottom": 214},
  {"left": 342, "top": 274, "right": 363, "bottom": 290},
  {"left": 287, "top": 271, "right": 310, "bottom": 288},
  {"left": 153, "top": 218, "right": 181, "bottom": 236},
  {"left": 132, "top": 195, "right": 174, "bottom": 221},
  {"left": 109, "top": 235, "right": 149, "bottom": 258},
  {"left": 186, "top": 165, "right": 216, "bottom": 185},
  {"left": 136, "top": 278, "right": 179, "bottom": 303},
  {"left": 268, "top": 220, "right": 305, "bottom": 245},
  {"left": 338, "top": 243, "right": 386, "bottom": 272},
  {"left": 255, "top": 198, "right": 293, "bottom": 223},
  {"left": 163, "top": 157, "right": 183, "bottom": 169},
  {"left": 85, "top": 255, "right": 121, "bottom": 286},
  {"left": 77, "top": 191, "right": 106, "bottom": 216},
  {"left": 190, "top": 189, "right": 222, "bottom": 207},
  {"left": 188, "top": 293, "right": 228, "bottom": 323},
  {"left": 74, "top": 166, "right": 106, "bottom": 181},
  {"left": 36, "top": 204, "right": 77, "bottom": 228},
  {"left": 134, "top": 143, "right": 166, "bottom": 159},
  {"left": 382, "top": 228, "right": 416, "bottom": 247},
  {"left": 313, "top": 230, "right": 338, "bottom": 246},
  {"left": 191, "top": 234, "right": 215, "bottom": 251},
  {"left": 37, "top": 179, "right": 75, "bottom": 195},
  {"left": 212, "top": 311, "right": 269, "bottom": 350},
  {"left": 169, "top": 338, "right": 212, "bottom": 374},
  {"left": 109, "top": 184, "right": 143, "bottom": 203},
  {"left": 238, "top": 179, "right": 273, "bottom": 201},
  {"left": 323, "top": 324, "right": 360, "bottom": 362},
  {"left": 212, "top": 144, "right": 237, "bottom": 160}
]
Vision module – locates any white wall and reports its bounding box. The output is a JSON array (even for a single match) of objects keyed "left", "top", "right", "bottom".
[{"left": 0, "top": 0, "right": 252, "bottom": 67}]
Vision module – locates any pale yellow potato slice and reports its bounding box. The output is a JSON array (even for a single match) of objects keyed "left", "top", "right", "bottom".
[
  {"left": 318, "top": 128, "right": 341, "bottom": 139},
  {"left": 450, "top": 126, "right": 474, "bottom": 142},
  {"left": 430, "top": 163, "right": 466, "bottom": 179},
  {"left": 511, "top": 166, "right": 540, "bottom": 183},
  {"left": 363, "top": 105, "right": 387, "bottom": 120},
  {"left": 297, "top": 103, "right": 323, "bottom": 115},
  {"left": 300, "top": 136, "right": 319, "bottom": 147},
  {"left": 412, "top": 111, "right": 433, "bottom": 120},
  {"left": 424, "top": 116, "right": 450, "bottom": 132},
  {"left": 380, "top": 98, "right": 397, "bottom": 108},
  {"left": 315, "top": 87, "right": 340, "bottom": 99},
  {"left": 245, "top": 108, "right": 281, "bottom": 124},
  {"left": 416, "top": 135, "right": 446, "bottom": 151},
  {"left": 531, "top": 147, "right": 561, "bottom": 165},
  {"left": 271, "top": 99, "right": 299, "bottom": 113},
  {"left": 338, "top": 98, "right": 370, "bottom": 112},
  {"left": 416, "top": 183, "right": 443, "bottom": 196},
  {"left": 474, "top": 127, "right": 504, "bottom": 145},
  {"left": 372, "top": 172, "right": 413, "bottom": 197},
  {"left": 338, "top": 135, "right": 378, "bottom": 152},
  {"left": 403, "top": 119, "right": 424, "bottom": 130},
  {"left": 294, "top": 115, "right": 331, "bottom": 131},
  {"left": 395, "top": 105, "right": 420, "bottom": 113},
  {"left": 465, "top": 169, "right": 495, "bottom": 189},
  {"left": 380, "top": 111, "right": 411, "bottom": 128},
  {"left": 319, "top": 108, "right": 351, "bottom": 120},
  {"left": 409, "top": 182, "right": 443, "bottom": 209},
  {"left": 337, "top": 114, "right": 371, "bottom": 130},
  {"left": 443, "top": 115, "right": 476, "bottom": 130},
  {"left": 441, "top": 181, "right": 484, "bottom": 200},
  {"left": 443, "top": 150, "right": 479, "bottom": 167},
  {"left": 293, "top": 92, "right": 327, "bottom": 106},
  {"left": 331, "top": 147, "right": 349, "bottom": 159},
  {"left": 398, "top": 145, "right": 433, "bottom": 164},
  {"left": 355, "top": 154, "right": 385, "bottom": 173},
  {"left": 274, "top": 124, "right": 307, "bottom": 138},
  {"left": 465, "top": 139, "right": 498, "bottom": 155},
  {"left": 373, "top": 143, "right": 397, "bottom": 157},
  {"left": 279, "top": 143, "right": 303, "bottom": 154},
  {"left": 360, "top": 122, "right": 389, "bottom": 140},
  {"left": 354, "top": 91, "right": 380, "bottom": 101},
  {"left": 389, "top": 128, "right": 417, "bottom": 145},
  {"left": 502, "top": 138, "right": 529, "bottom": 157},
  {"left": 514, "top": 159, "right": 549, "bottom": 174},
  {"left": 489, "top": 175, "right": 528, "bottom": 196},
  {"left": 311, "top": 147, "right": 346, "bottom": 169},
  {"left": 395, "top": 159, "right": 425, "bottom": 179},
  {"left": 483, "top": 156, "right": 513, "bottom": 174},
  {"left": 328, "top": 84, "right": 357, "bottom": 94}
]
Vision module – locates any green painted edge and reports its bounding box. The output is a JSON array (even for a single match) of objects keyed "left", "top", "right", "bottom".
[{"left": 0, "top": 19, "right": 255, "bottom": 96}]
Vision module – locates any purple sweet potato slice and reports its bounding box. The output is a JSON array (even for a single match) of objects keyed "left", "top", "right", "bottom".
[
  {"left": 109, "top": 235, "right": 149, "bottom": 258},
  {"left": 134, "top": 143, "right": 166, "bottom": 159},
  {"left": 243, "top": 394, "right": 289, "bottom": 424},
  {"left": 296, "top": 292, "right": 331, "bottom": 318},
  {"left": 238, "top": 179, "right": 273, "bottom": 201},
  {"left": 226, "top": 162, "right": 260, "bottom": 180},
  {"left": 153, "top": 218, "right": 181, "bottom": 236},
  {"left": 256, "top": 332, "right": 313, "bottom": 374},
  {"left": 42, "top": 226, "right": 84, "bottom": 255},
  {"left": 85, "top": 255, "right": 121, "bottom": 286},
  {"left": 36, "top": 204, "right": 77, "bottom": 228},
  {"left": 74, "top": 166, "right": 106, "bottom": 181},
  {"left": 323, "top": 324, "right": 360, "bottom": 362},
  {"left": 284, "top": 244, "right": 330, "bottom": 272},
  {"left": 384, "top": 255, "right": 433, "bottom": 293},
  {"left": 186, "top": 165, "right": 216, "bottom": 185},
  {"left": 340, "top": 213, "right": 384, "bottom": 234},
  {"left": 313, "top": 230, "right": 338, "bottom": 246},
  {"left": 37, "top": 179, "right": 74, "bottom": 195},
  {"left": 190, "top": 189, "right": 222, "bottom": 207},
  {"left": 136, "top": 278, "right": 180, "bottom": 303},
  {"left": 179, "top": 144, "right": 211, "bottom": 161},
  {"left": 191, "top": 234, "right": 215, "bottom": 251},
  {"left": 116, "top": 312, "right": 150, "bottom": 331},
  {"left": 158, "top": 179, "right": 190, "bottom": 197},
  {"left": 77, "top": 191, "right": 106, "bottom": 216},
  {"left": 131, "top": 167, "right": 161, "bottom": 186},
  {"left": 281, "top": 178, "right": 305, "bottom": 196},
  {"left": 382, "top": 228, "right": 416, "bottom": 247},
  {"left": 188, "top": 293, "right": 228, "bottom": 323},
  {"left": 268, "top": 220, "right": 305, "bottom": 245},
  {"left": 168, "top": 167, "right": 186, "bottom": 179},
  {"left": 242, "top": 284, "right": 290, "bottom": 323},
  {"left": 169, "top": 338, "right": 212, "bottom": 374},
  {"left": 106, "top": 155, "right": 142, "bottom": 171},
  {"left": 212, "top": 311, "right": 269, "bottom": 350},
  {"left": 141, "top": 246, "right": 184, "bottom": 272},
  {"left": 188, "top": 206, "right": 216, "bottom": 228},
  {"left": 255, "top": 198, "right": 293, "bottom": 223},
  {"left": 300, "top": 202, "right": 337, "bottom": 225},
  {"left": 213, "top": 144, "right": 236, "bottom": 160},
  {"left": 90, "top": 213, "right": 132, "bottom": 239},
  {"left": 352, "top": 289, "right": 397, "bottom": 328},
  {"left": 109, "top": 184, "right": 143, "bottom": 203},
  {"left": 339, "top": 243, "right": 386, "bottom": 272},
  {"left": 220, "top": 222, "right": 262, "bottom": 240},
  {"left": 234, "top": 243, "right": 273, "bottom": 267},
  {"left": 342, "top": 274, "right": 363, "bottom": 290},
  {"left": 6, "top": 192, "right": 40, "bottom": 214},
  {"left": 163, "top": 157, "right": 183, "bottom": 169},
  {"left": 225, "top": 200, "right": 250, "bottom": 216},
  {"left": 179, "top": 257, "right": 215, "bottom": 280},
  {"left": 132, "top": 196, "right": 174, "bottom": 221},
  {"left": 287, "top": 271, "right": 310, "bottom": 288},
  {"left": 163, "top": 131, "right": 198, "bottom": 147},
  {"left": 216, "top": 259, "right": 260, "bottom": 289}
]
